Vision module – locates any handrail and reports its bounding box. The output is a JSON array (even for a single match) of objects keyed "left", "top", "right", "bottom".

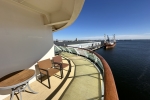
[
  {"left": 92, "top": 52, "right": 119, "bottom": 100},
  {"left": 54, "top": 45, "right": 119, "bottom": 100},
  {"left": 82, "top": 48, "right": 119, "bottom": 100}
]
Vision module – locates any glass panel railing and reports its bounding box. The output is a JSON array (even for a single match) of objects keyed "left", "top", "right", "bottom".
[
  {"left": 54, "top": 45, "right": 62, "bottom": 55},
  {"left": 54, "top": 45, "right": 61, "bottom": 51},
  {"left": 75, "top": 48, "right": 83, "bottom": 56},
  {"left": 86, "top": 51, "right": 96, "bottom": 62},
  {"left": 55, "top": 46, "right": 104, "bottom": 78},
  {"left": 73, "top": 48, "right": 80, "bottom": 55},
  {"left": 67, "top": 47, "right": 78, "bottom": 54},
  {"left": 83, "top": 49, "right": 89, "bottom": 58},
  {"left": 63, "top": 47, "right": 69, "bottom": 52},
  {"left": 96, "top": 58, "right": 103, "bottom": 70},
  {"left": 62, "top": 47, "right": 71, "bottom": 53},
  {"left": 58, "top": 46, "right": 65, "bottom": 51},
  {"left": 96, "top": 58, "right": 104, "bottom": 78},
  {"left": 59, "top": 46, "right": 67, "bottom": 52},
  {"left": 54, "top": 45, "right": 105, "bottom": 99},
  {"left": 79, "top": 49, "right": 104, "bottom": 79},
  {"left": 76, "top": 48, "right": 88, "bottom": 58},
  {"left": 66, "top": 47, "right": 72, "bottom": 53}
]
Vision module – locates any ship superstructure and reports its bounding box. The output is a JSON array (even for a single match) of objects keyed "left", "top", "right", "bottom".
[{"left": 104, "top": 34, "right": 116, "bottom": 49}]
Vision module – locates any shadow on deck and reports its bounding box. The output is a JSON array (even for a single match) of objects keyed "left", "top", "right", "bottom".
[{"left": 4, "top": 52, "right": 102, "bottom": 100}]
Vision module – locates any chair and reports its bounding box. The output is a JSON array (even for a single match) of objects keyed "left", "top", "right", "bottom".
[
  {"left": 52, "top": 55, "right": 71, "bottom": 78},
  {"left": 37, "top": 59, "right": 60, "bottom": 89}
]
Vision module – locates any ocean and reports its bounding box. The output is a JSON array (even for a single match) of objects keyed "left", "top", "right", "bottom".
[{"left": 95, "top": 40, "right": 150, "bottom": 100}]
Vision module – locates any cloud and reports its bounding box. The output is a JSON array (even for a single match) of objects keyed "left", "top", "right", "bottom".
[
  {"left": 80, "top": 36, "right": 104, "bottom": 40},
  {"left": 80, "top": 34, "right": 150, "bottom": 40},
  {"left": 144, "top": 33, "right": 150, "bottom": 35},
  {"left": 116, "top": 34, "right": 150, "bottom": 39}
]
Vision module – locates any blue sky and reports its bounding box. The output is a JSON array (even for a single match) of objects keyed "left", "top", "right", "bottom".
[{"left": 54, "top": 0, "right": 150, "bottom": 40}]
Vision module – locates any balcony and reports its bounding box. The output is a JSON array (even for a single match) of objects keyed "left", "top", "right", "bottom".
[{"left": 3, "top": 45, "right": 118, "bottom": 100}]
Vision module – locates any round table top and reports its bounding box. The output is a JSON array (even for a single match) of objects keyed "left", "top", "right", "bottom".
[{"left": 0, "top": 69, "right": 35, "bottom": 89}]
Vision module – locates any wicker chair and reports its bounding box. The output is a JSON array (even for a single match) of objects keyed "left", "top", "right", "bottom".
[
  {"left": 37, "top": 59, "right": 60, "bottom": 89},
  {"left": 52, "top": 55, "right": 71, "bottom": 78}
]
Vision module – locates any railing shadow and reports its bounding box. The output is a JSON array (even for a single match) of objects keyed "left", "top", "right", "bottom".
[
  {"left": 59, "top": 53, "right": 102, "bottom": 99},
  {"left": 55, "top": 45, "right": 119, "bottom": 100}
]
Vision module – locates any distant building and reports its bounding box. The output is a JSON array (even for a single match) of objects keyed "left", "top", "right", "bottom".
[{"left": 75, "top": 38, "right": 78, "bottom": 41}]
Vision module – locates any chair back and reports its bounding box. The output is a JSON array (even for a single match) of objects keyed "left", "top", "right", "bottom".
[
  {"left": 38, "top": 59, "right": 52, "bottom": 69},
  {"left": 53, "top": 55, "right": 62, "bottom": 63}
]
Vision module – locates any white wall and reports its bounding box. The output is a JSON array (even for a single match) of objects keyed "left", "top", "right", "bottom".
[
  {"left": 0, "top": 1, "right": 55, "bottom": 99},
  {"left": 0, "top": 0, "right": 54, "bottom": 77}
]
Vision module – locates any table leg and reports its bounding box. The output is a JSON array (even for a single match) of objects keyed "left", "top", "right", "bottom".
[
  {"left": 26, "top": 82, "right": 38, "bottom": 94},
  {"left": 22, "top": 84, "right": 27, "bottom": 92},
  {"left": 10, "top": 89, "right": 15, "bottom": 100},
  {"left": 18, "top": 88, "right": 22, "bottom": 100}
]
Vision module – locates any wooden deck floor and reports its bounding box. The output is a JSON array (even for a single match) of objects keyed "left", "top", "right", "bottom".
[
  {"left": 4, "top": 57, "right": 75, "bottom": 100},
  {"left": 4, "top": 52, "right": 102, "bottom": 100},
  {"left": 60, "top": 52, "right": 102, "bottom": 100}
]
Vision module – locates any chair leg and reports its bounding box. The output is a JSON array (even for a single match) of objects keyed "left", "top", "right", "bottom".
[
  {"left": 46, "top": 71, "right": 51, "bottom": 89},
  {"left": 68, "top": 60, "right": 71, "bottom": 72},
  {"left": 60, "top": 69, "right": 63, "bottom": 79},
  {"left": 40, "top": 72, "right": 42, "bottom": 83}
]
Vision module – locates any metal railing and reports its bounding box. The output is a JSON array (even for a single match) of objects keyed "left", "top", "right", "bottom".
[{"left": 54, "top": 45, "right": 105, "bottom": 99}]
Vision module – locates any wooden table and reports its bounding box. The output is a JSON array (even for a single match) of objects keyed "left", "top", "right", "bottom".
[{"left": 0, "top": 69, "right": 37, "bottom": 100}]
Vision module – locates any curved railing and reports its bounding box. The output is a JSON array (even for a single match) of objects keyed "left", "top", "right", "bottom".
[
  {"left": 90, "top": 51, "right": 118, "bottom": 100},
  {"left": 54, "top": 45, "right": 119, "bottom": 100}
]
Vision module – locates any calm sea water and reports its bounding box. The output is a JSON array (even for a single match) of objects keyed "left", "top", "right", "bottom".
[{"left": 95, "top": 40, "right": 150, "bottom": 100}]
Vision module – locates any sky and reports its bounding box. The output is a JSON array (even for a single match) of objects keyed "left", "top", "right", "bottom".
[{"left": 54, "top": 0, "right": 150, "bottom": 40}]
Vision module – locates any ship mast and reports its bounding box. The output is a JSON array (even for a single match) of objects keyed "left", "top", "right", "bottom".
[
  {"left": 113, "top": 34, "right": 116, "bottom": 43},
  {"left": 104, "top": 34, "right": 106, "bottom": 43},
  {"left": 107, "top": 35, "right": 110, "bottom": 42}
]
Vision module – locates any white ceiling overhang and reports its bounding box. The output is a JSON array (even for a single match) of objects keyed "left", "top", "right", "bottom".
[{"left": 9, "top": 0, "right": 85, "bottom": 31}]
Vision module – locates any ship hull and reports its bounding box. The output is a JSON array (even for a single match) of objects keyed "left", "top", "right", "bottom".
[{"left": 104, "top": 43, "right": 116, "bottom": 49}]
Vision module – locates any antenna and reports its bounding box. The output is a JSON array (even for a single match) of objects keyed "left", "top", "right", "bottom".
[{"left": 114, "top": 34, "right": 116, "bottom": 42}]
